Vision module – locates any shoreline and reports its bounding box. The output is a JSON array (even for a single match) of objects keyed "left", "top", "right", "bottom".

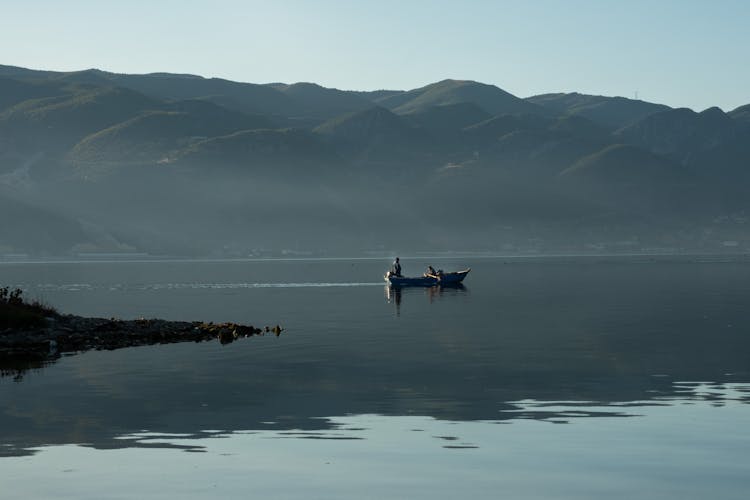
[{"left": 0, "top": 314, "right": 282, "bottom": 363}]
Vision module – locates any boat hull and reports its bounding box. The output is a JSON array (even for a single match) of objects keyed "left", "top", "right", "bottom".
[
  {"left": 385, "top": 275, "right": 438, "bottom": 286},
  {"left": 385, "top": 268, "right": 470, "bottom": 287},
  {"left": 435, "top": 269, "right": 471, "bottom": 284}
]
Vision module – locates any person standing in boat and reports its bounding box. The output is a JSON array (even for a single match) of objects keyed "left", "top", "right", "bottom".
[{"left": 391, "top": 257, "right": 402, "bottom": 277}]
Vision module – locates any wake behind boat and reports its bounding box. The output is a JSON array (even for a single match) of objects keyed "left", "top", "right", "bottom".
[{"left": 385, "top": 268, "right": 471, "bottom": 287}]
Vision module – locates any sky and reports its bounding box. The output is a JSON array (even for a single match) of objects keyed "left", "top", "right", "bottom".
[{"left": 1, "top": 0, "right": 748, "bottom": 111}]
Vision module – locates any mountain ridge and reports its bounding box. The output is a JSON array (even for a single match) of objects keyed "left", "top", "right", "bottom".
[{"left": 1, "top": 64, "right": 748, "bottom": 256}]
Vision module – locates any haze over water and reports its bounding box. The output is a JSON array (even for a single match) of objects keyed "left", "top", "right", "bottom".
[{"left": 2, "top": 256, "right": 749, "bottom": 498}]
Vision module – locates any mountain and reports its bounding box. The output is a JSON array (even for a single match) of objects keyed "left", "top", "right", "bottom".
[
  {"left": 1, "top": 64, "right": 749, "bottom": 256},
  {"left": 402, "top": 102, "right": 491, "bottom": 133},
  {"left": 349, "top": 89, "right": 404, "bottom": 102},
  {"left": 527, "top": 92, "right": 670, "bottom": 130},
  {"left": 314, "top": 106, "right": 415, "bottom": 142},
  {"left": 68, "top": 100, "right": 274, "bottom": 170},
  {"left": 0, "top": 85, "right": 160, "bottom": 154},
  {"left": 0, "top": 65, "right": 297, "bottom": 122},
  {"left": 461, "top": 113, "right": 609, "bottom": 176},
  {"left": 729, "top": 104, "right": 750, "bottom": 124},
  {"left": 175, "top": 128, "right": 340, "bottom": 178},
  {"left": 0, "top": 76, "right": 67, "bottom": 112},
  {"left": 109, "top": 74, "right": 299, "bottom": 122},
  {"left": 463, "top": 114, "right": 547, "bottom": 141},
  {"left": 313, "top": 106, "right": 435, "bottom": 170},
  {"left": 163, "top": 98, "right": 274, "bottom": 128},
  {"left": 548, "top": 114, "right": 610, "bottom": 140},
  {"left": 560, "top": 144, "right": 684, "bottom": 182},
  {"left": 0, "top": 64, "right": 58, "bottom": 80},
  {"left": 268, "top": 82, "right": 373, "bottom": 124},
  {"left": 53, "top": 68, "right": 119, "bottom": 86},
  {"left": 377, "top": 79, "right": 544, "bottom": 116},
  {"left": 0, "top": 65, "right": 372, "bottom": 127},
  {"left": 614, "top": 106, "right": 750, "bottom": 171},
  {"left": 0, "top": 192, "right": 89, "bottom": 253}
]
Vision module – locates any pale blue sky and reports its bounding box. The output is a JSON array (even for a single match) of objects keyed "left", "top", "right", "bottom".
[{"left": 1, "top": 0, "right": 748, "bottom": 111}]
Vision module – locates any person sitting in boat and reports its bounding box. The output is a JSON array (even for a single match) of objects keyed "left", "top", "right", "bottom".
[
  {"left": 424, "top": 265, "right": 436, "bottom": 277},
  {"left": 391, "top": 257, "right": 402, "bottom": 277}
]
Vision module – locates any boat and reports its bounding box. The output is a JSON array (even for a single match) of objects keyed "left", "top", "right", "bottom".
[
  {"left": 384, "top": 268, "right": 471, "bottom": 287},
  {"left": 432, "top": 268, "right": 471, "bottom": 284},
  {"left": 385, "top": 274, "right": 438, "bottom": 286}
]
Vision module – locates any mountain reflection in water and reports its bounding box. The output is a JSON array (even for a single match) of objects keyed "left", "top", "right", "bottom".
[{"left": 1, "top": 257, "right": 750, "bottom": 458}]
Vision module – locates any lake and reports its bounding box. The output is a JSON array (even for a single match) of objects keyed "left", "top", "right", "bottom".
[{"left": 2, "top": 256, "right": 750, "bottom": 499}]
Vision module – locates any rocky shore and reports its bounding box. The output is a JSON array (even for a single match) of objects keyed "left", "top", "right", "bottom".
[{"left": 0, "top": 314, "right": 282, "bottom": 362}]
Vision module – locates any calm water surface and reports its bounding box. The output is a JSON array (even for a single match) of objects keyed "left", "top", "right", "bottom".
[{"left": 2, "top": 257, "right": 750, "bottom": 499}]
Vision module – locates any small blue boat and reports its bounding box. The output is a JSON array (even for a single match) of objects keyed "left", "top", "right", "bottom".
[{"left": 385, "top": 268, "right": 471, "bottom": 287}]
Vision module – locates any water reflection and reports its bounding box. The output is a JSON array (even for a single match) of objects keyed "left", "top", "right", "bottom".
[
  {"left": 5, "top": 402, "right": 750, "bottom": 500},
  {"left": 385, "top": 283, "right": 468, "bottom": 314},
  {"left": 0, "top": 355, "right": 57, "bottom": 383},
  {"left": 427, "top": 283, "right": 467, "bottom": 302},
  {"left": 2, "top": 381, "right": 748, "bottom": 458},
  {"left": 2, "top": 258, "right": 750, "bottom": 459}
]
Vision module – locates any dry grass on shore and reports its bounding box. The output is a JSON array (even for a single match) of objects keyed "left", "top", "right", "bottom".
[{"left": 0, "top": 287, "right": 58, "bottom": 330}]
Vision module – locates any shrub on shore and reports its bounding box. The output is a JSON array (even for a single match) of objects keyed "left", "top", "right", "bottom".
[{"left": 0, "top": 287, "right": 58, "bottom": 329}]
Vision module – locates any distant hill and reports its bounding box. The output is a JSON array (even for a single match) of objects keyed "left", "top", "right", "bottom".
[
  {"left": 0, "top": 65, "right": 373, "bottom": 127},
  {"left": 548, "top": 114, "right": 610, "bottom": 140},
  {"left": 729, "top": 104, "right": 750, "bottom": 124},
  {"left": 402, "top": 102, "right": 491, "bottom": 133},
  {"left": 69, "top": 101, "right": 274, "bottom": 169},
  {"left": 459, "top": 113, "right": 613, "bottom": 178},
  {"left": 0, "top": 65, "right": 296, "bottom": 121},
  {"left": 53, "top": 68, "right": 120, "bottom": 86},
  {"left": 0, "top": 64, "right": 58, "bottom": 80},
  {"left": 463, "top": 114, "right": 547, "bottom": 141},
  {"left": 314, "top": 106, "right": 435, "bottom": 171},
  {"left": 268, "top": 82, "right": 373, "bottom": 123},
  {"left": 175, "top": 128, "right": 340, "bottom": 178},
  {"left": 556, "top": 144, "right": 703, "bottom": 219},
  {"left": 560, "top": 144, "right": 684, "bottom": 182},
  {"left": 0, "top": 192, "right": 88, "bottom": 253},
  {"left": 349, "top": 89, "right": 404, "bottom": 102},
  {"left": 162, "top": 98, "right": 274, "bottom": 129},
  {"left": 527, "top": 92, "right": 670, "bottom": 130},
  {"left": 314, "top": 105, "right": 428, "bottom": 153},
  {"left": 1, "top": 63, "right": 749, "bottom": 256},
  {"left": 107, "top": 74, "right": 298, "bottom": 121},
  {"left": 0, "top": 76, "right": 67, "bottom": 112},
  {"left": 0, "top": 85, "right": 159, "bottom": 153},
  {"left": 314, "top": 106, "right": 414, "bottom": 140},
  {"left": 614, "top": 106, "right": 749, "bottom": 171},
  {"left": 378, "top": 79, "right": 544, "bottom": 116}
]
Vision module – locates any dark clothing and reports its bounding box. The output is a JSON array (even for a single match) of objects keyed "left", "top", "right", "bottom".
[{"left": 392, "top": 259, "right": 402, "bottom": 277}]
